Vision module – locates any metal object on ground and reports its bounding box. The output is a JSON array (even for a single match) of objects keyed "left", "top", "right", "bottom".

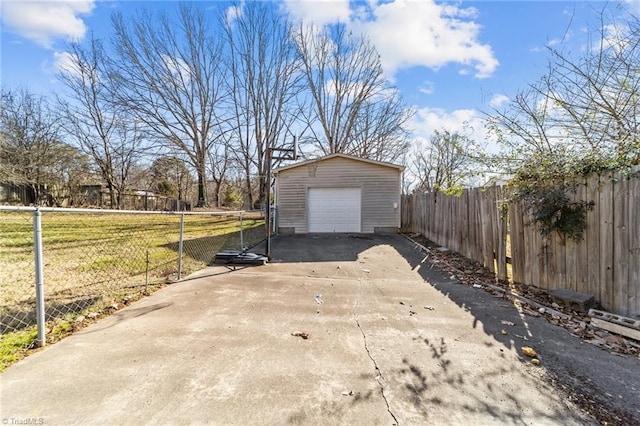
[{"left": 214, "top": 250, "right": 268, "bottom": 266}]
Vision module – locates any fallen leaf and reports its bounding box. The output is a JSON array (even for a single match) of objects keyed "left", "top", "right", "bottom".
[
  {"left": 603, "top": 334, "right": 625, "bottom": 345},
  {"left": 521, "top": 346, "right": 537, "bottom": 357},
  {"left": 292, "top": 332, "right": 309, "bottom": 340}
]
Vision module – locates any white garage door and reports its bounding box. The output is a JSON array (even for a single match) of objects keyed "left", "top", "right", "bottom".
[{"left": 308, "top": 187, "right": 361, "bottom": 233}]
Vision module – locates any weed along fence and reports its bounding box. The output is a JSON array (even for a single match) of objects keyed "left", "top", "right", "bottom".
[
  {"left": 0, "top": 207, "right": 265, "bottom": 349},
  {"left": 402, "top": 170, "right": 640, "bottom": 319}
]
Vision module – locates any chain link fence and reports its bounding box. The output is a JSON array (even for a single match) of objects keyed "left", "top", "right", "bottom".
[{"left": 0, "top": 207, "right": 264, "bottom": 364}]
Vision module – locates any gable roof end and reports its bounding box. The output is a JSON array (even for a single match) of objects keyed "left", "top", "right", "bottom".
[{"left": 273, "top": 153, "right": 404, "bottom": 174}]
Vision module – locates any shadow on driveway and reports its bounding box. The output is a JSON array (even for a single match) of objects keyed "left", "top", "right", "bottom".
[
  {"left": 394, "top": 235, "right": 640, "bottom": 424},
  {"left": 259, "top": 233, "right": 383, "bottom": 263},
  {"left": 264, "top": 233, "right": 638, "bottom": 423}
]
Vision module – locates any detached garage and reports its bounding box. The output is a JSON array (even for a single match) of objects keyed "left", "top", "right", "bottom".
[{"left": 274, "top": 153, "right": 403, "bottom": 234}]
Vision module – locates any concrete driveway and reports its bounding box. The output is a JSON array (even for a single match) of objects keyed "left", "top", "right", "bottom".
[{"left": 1, "top": 234, "right": 593, "bottom": 425}]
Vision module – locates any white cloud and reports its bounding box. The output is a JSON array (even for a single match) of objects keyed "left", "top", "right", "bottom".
[
  {"left": 40, "top": 50, "right": 75, "bottom": 80},
  {"left": 1, "top": 1, "right": 95, "bottom": 49},
  {"left": 52, "top": 50, "right": 80, "bottom": 75},
  {"left": 411, "top": 107, "right": 480, "bottom": 137},
  {"left": 225, "top": 2, "right": 244, "bottom": 28},
  {"left": 284, "top": 0, "right": 498, "bottom": 79},
  {"left": 351, "top": 0, "right": 498, "bottom": 78},
  {"left": 489, "top": 94, "right": 509, "bottom": 109},
  {"left": 418, "top": 81, "right": 435, "bottom": 95},
  {"left": 409, "top": 106, "right": 498, "bottom": 152},
  {"left": 600, "top": 23, "right": 628, "bottom": 54},
  {"left": 284, "top": 0, "right": 351, "bottom": 26},
  {"left": 161, "top": 54, "right": 191, "bottom": 83}
]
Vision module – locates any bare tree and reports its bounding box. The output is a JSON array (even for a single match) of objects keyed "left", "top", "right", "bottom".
[
  {"left": 410, "top": 129, "right": 479, "bottom": 194},
  {"left": 488, "top": 9, "right": 640, "bottom": 169},
  {"left": 485, "top": 85, "right": 559, "bottom": 170},
  {"left": 0, "top": 88, "right": 62, "bottom": 205},
  {"left": 348, "top": 91, "right": 412, "bottom": 163},
  {"left": 110, "top": 4, "right": 227, "bottom": 207},
  {"left": 207, "top": 142, "right": 232, "bottom": 208},
  {"left": 543, "top": 13, "right": 640, "bottom": 165},
  {"left": 223, "top": 2, "right": 302, "bottom": 207},
  {"left": 58, "top": 37, "right": 144, "bottom": 209},
  {"left": 149, "top": 156, "right": 193, "bottom": 201},
  {"left": 293, "top": 23, "right": 411, "bottom": 161},
  {"left": 46, "top": 142, "right": 92, "bottom": 207}
]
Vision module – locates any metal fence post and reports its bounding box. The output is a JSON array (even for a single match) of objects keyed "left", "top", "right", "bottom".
[
  {"left": 177, "top": 212, "right": 185, "bottom": 280},
  {"left": 240, "top": 211, "right": 244, "bottom": 249},
  {"left": 33, "top": 208, "right": 46, "bottom": 346}
]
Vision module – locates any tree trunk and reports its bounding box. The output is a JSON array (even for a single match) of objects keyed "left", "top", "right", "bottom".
[
  {"left": 107, "top": 182, "right": 117, "bottom": 209},
  {"left": 245, "top": 175, "right": 254, "bottom": 209},
  {"left": 258, "top": 175, "right": 267, "bottom": 207},
  {"left": 196, "top": 166, "right": 208, "bottom": 208}
]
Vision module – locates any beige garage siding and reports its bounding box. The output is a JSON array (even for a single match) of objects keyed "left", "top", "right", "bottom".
[{"left": 275, "top": 155, "right": 402, "bottom": 234}]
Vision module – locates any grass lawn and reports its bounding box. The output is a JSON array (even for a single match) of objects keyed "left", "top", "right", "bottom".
[{"left": 0, "top": 210, "right": 264, "bottom": 371}]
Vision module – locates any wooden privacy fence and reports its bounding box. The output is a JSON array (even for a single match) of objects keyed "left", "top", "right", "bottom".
[{"left": 402, "top": 168, "right": 640, "bottom": 318}]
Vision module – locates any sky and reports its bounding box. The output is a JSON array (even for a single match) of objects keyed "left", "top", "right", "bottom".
[{"left": 1, "top": 0, "right": 639, "bottom": 151}]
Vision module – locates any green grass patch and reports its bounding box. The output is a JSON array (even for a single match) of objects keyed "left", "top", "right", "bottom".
[{"left": 0, "top": 327, "right": 38, "bottom": 372}]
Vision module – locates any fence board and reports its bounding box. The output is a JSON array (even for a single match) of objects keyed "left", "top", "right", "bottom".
[
  {"left": 461, "top": 190, "right": 471, "bottom": 259},
  {"left": 544, "top": 204, "right": 557, "bottom": 290},
  {"left": 613, "top": 171, "right": 630, "bottom": 316},
  {"left": 445, "top": 194, "right": 452, "bottom": 249},
  {"left": 564, "top": 182, "right": 579, "bottom": 291},
  {"left": 549, "top": 231, "right": 564, "bottom": 291},
  {"left": 599, "top": 172, "right": 614, "bottom": 311},
  {"left": 537, "top": 232, "right": 548, "bottom": 289},
  {"left": 629, "top": 169, "right": 640, "bottom": 317},
  {"left": 574, "top": 179, "right": 589, "bottom": 295},
  {"left": 489, "top": 187, "right": 499, "bottom": 274},
  {"left": 480, "top": 190, "right": 493, "bottom": 271},
  {"left": 467, "top": 189, "right": 477, "bottom": 263},
  {"left": 429, "top": 193, "right": 436, "bottom": 242},
  {"left": 509, "top": 201, "right": 525, "bottom": 283},
  {"left": 496, "top": 187, "right": 507, "bottom": 280},
  {"left": 586, "top": 174, "right": 601, "bottom": 302},
  {"left": 526, "top": 221, "right": 536, "bottom": 288},
  {"left": 401, "top": 170, "right": 639, "bottom": 317}
]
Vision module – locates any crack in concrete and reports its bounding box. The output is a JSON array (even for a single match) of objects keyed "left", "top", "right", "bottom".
[{"left": 353, "top": 284, "right": 399, "bottom": 426}]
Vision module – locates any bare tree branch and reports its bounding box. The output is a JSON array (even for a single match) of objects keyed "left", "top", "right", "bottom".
[
  {"left": 109, "top": 4, "right": 228, "bottom": 207},
  {"left": 57, "top": 36, "right": 145, "bottom": 209},
  {"left": 293, "top": 24, "right": 411, "bottom": 162},
  {"left": 223, "top": 1, "right": 303, "bottom": 207}
]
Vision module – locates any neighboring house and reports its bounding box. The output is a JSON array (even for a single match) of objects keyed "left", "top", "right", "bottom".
[
  {"left": 274, "top": 153, "right": 403, "bottom": 234},
  {"left": 0, "top": 183, "right": 36, "bottom": 205}
]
